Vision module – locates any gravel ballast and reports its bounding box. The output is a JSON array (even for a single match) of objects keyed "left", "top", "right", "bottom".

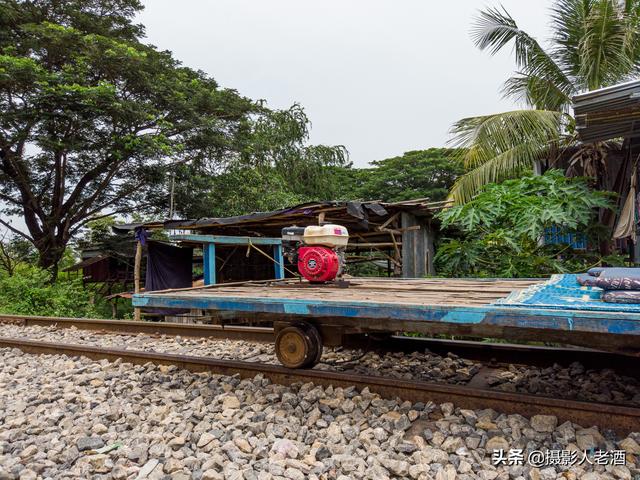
[
  {"left": 0, "top": 347, "right": 639, "bottom": 479},
  {"left": 1, "top": 323, "right": 639, "bottom": 406}
]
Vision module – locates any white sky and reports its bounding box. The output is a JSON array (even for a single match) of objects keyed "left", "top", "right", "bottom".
[{"left": 138, "top": 0, "right": 555, "bottom": 167}]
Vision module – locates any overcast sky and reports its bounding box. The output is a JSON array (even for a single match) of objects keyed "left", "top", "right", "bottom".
[{"left": 138, "top": 0, "right": 555, "bottom": 167}]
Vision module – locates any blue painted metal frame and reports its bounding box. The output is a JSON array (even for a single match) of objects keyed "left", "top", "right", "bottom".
[
  {"left": 203, "top": 243, "right": 216, "bottom": 285},
  {"left": 133, "top": 290, "right": 640, "bottom": 335},
  {"left": 172, "top": 234, "right": 285, "bottom": 284},
  {"left": 172, "top": 234, "right": 283, "bottom": 246},
  {"left": 272, "top": 245, "right": 285, "bottom": 280}
]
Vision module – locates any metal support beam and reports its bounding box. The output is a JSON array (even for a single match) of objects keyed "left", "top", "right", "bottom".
[
  {"left": 203, "top": 243, "right": 216, "bottom": 285},
  {"left": 273, "top": 245, "right": 285, "bottom": 280},
  {"left": 172, "top": 234, "right": 282, "bottom": 246}
]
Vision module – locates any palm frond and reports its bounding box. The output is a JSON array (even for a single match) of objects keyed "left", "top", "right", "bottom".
[
  {"left": 447, "top": 110, "right": 568, "bottom": 203},
  {"left": 448, "top": 142, "right": 554, "bottom": 204},
  {"left": 472, "top": 6, "right": 576, "bottom": 109},
  {"left": 449, "top": 110, "right": 565, "bottom": 167},
  {"left": 622, "top": 3, "right": 640, "bottom": 67},
  {"left": 502, "top": 72, "right": 573, "bottom": 112},
  {"left": 551, "top": 0, "right": 592, "bottom": 78},
  {"left": 579, "top": 0, "right": 635, "bottom": 89}
]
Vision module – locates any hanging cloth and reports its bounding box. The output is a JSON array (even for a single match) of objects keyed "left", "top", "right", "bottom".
[
  {"left": 613, "top": 168, "right": 637, "bottom": 243},
  {"left": 145, "top": 241, "right": 193, "bottom": 291}
]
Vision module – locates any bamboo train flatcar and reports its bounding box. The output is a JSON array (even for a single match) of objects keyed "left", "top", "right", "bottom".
[{"left": 133, "top": 275, "right": 640, "bottom": 368}]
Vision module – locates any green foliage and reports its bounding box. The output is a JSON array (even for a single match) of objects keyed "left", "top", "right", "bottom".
[
  {"left": 449, "top": 1, "right": 640, "bottom": 203},
  {"left": 0, "top": 1, "right": 345, "bottom": 275},
  {"left": 173, "top": 148, "right": 461, "bottom": 218},
  {"left": 84, "top": 216, "right": 117, "bottom": 244},
  {"left": 341, "top": 149, "right": 464, "bottom": 203},
  {"left": 435, "top": 170, "right": 615, "bottom": 277},
  {"left": 171, "top": 104, "right": 348, "bottom": 218},
  {"left": 448, "top": 110, "right": 570, "bottom": 204},
  {"left": 0, "top": 233, "right": 36, "bottom": 275},
  {"left": 174, "top": 166, "right": 308, "bottom": 218},
  {"left": 0, "top": 264, "right": 101, "bottom": 317}
]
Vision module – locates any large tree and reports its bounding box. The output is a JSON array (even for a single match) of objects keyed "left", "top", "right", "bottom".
[
  {"left": 448, "top": 0, "right": 640, "bottom": 203},
  {"left": 0, "top": 0, "right": 346, "bottom": 277},
  {"left": 340, "top": 148, "right": 463, "bottom": 203},
  {"left": 169, "top": 105, "right": 348, "bottom": 218}
]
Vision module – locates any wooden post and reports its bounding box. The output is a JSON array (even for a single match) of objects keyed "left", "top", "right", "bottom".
[
  {"left": 318, "top": 212, "right": 325, "bottom": 225},
  {"left": 401, "top": 213, "right": 435, "bottom": 278},
  {"left": 134, "top": 239, "right": 142, "bottom": 321}
]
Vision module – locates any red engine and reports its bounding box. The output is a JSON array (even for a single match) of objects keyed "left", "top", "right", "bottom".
[
  {"left": 282, "top": 224, "right": 348, "bottom": 283},
  {"left": 297, "top": 246, "right": 341, "bottom": 283}
]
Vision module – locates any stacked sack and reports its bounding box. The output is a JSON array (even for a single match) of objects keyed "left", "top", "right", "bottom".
[{"left": 577, "top": 267, "right": 640, "bottom": 304}]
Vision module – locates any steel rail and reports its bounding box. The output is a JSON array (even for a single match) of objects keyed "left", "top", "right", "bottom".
[
  {"left": 0, "top": 337, "right": 638, "bottom": 436},
  {"left": 0, "top": 314, "right": 274, "bottom": 342},
  {"left": 1, "top": 314, "right": 638, "bottom": 372}
]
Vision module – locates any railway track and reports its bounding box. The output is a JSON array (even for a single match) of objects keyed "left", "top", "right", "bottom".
[
  {"left": 0, "top": 336, "right": 638, "bottom": 435},
  {"left": 1, "top": 313, "right": 636, "bottom": 372},
  {"left": 0, "top": 314, "right": 274, "bottom": 342},
  {"left": 2, "top": 314, "right": 640, "bottom": 436}
]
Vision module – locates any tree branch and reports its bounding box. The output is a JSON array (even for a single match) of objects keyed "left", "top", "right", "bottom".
[{"left": 0, "top": 218, "right": 33, "bottom": 242}]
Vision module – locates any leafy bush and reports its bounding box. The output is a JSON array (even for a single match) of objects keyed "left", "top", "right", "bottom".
[
  {"left": 435, "top": 170, "right": 615, "bottom": 277},
  {"left": 0, "top": 264, "right": 101, "bottom": 317}
]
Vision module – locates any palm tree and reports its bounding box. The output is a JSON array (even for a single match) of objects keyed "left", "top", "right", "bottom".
[{"left": 448, "top": 0, "right": 640, "bottom": 204}]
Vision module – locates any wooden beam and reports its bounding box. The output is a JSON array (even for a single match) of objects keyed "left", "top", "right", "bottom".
[
  {"left": 133, "top": 240, "right": 142, "bottom": 321},
  {"left": 348, "top": 242, "right": 401, "bottom": 248},
  {"left": 377, "top": 212, "right": 400, "bottom": 231},
  {"left": 390, "top": 232, "right": 401, "bottom": 263}
]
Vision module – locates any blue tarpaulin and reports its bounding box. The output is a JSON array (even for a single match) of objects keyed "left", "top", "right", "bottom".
[{"left": 493, "top": 274, "right": 640, "bottom": 312}]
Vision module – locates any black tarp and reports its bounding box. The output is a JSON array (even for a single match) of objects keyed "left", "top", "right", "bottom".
[{"left": 145, "top": 241, "right": 193, "bottom": 292}]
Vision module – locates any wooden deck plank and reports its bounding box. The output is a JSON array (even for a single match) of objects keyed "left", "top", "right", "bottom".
[{"left": 143, "top": 277, "right": 539, "bottom": 307}]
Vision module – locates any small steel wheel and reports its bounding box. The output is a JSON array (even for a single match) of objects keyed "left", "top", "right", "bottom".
[
  {"left": 275, "top": 325, "right": 315, "bottom": 369},
  {"left": 300, "top": 323, "right": 323, "bottom": 368}
]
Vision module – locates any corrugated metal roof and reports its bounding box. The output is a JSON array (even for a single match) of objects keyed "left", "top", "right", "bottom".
[
  {"left": 112, "top": 199, "right": 449, "bottom": 235},
  {"left": 573, "top": 79, "right": 640, "bottom": 142},
  {"left": 63, "top": 254, "right": 109, "bottom": 272}
]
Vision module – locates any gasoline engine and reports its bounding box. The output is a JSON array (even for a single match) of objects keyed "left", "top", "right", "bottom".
[{"left": 282, "top": 224, "right": 349, "bottom": 283}]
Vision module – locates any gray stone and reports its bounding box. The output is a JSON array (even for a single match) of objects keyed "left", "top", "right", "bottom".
[
  {"left": 222, "top": 395, "right": 241, "bottom": 409},
  {"left": 136, "top": 459, "right": 160, "bottom": 479},
  {"left": 423, "top": 447, "right": 449, "bottom": 464},
  {"left": 284, "top": 467, "right": 304, "bottom": 480},
  {"left": 619, "top": 437, "right": 640, "bottom": 454},
  {"left": 581, "top": 474, "right": 602, "bottom": 480},
  {"left": 382, "top": 459, "right": 409, "bottom": 476},
  {"left": 315, "top": 446, "right": 331, "bottom": 461},
  {"left": 530, "top": 415, "right": 557, "bottom": 433},
  {"left": 76, "top": 436, "right": 105, "bottom": 452},
  {"left": 538, "top": 467, "right": 556, "bottom": 480},
  {"left": 485, "top": 436, "right": 510, "bottom": 452},
  {"left": 476, "top": 470, "right": 498, "bottom": 480},
  {"left": 201, "top": 470, "right": 224, "bottom": 480},
  {"left": 441, "top": 403, "right": 454, "bottom": 416},
  {"left": 611, "top": 465, "right": 631, "bottom": 480},
  {"left": 436, "top": 464, "right": 458, "bottom": 480}
]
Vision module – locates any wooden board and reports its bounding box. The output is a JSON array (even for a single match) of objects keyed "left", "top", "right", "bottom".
[
  {"left": 133, "top": 277, "right": 640, "bottom": 352},
  {"left": 142, "top": 277, "right": 540, "bottom": 307}
]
